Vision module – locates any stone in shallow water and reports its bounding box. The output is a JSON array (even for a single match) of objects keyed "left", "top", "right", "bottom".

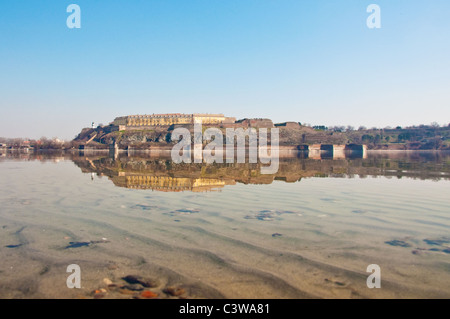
[
  {"left": 164, "top": 286, "right": 185, "bottom": 296},
  {"left": 133, "top": 204, "right": 157, "bottom": 210},
  {"left": 423, "top": 237, "right": 450, "bottom": 246},
  {"left": 385, "top": 240, "right": 411, "bottom": 248},
  {"left": 65, "top": 241, "right": 90, "bottom": 249},
  {"left": 103, "top": 278, "right": 113, "bottom": 286},
  {"left": 121, "top": 284, "right": 144, "bottom": 291},
  {"left": 64, "top": 239, "right": 110, "bottom": 249},
  {"left": 122, "top": 275, "right": 160, "bottom": 288},
  {"left": 245, "top": 210, "right": 277, "bottom": 221},
  {"left": 140, "top": 290, "right": 158, "bottom": 298},
  {"left": 177, "top": 208, "right": 200, "bottom": 213},
  {"left": 118, "top": 288, "right": 135, "bottom": 295},
  {"left": 5, "top": 244, "right": 23, "bottom": 248}
]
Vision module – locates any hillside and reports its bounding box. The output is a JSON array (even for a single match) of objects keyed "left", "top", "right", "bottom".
[
  {"left": 275, "top": 124, "right": 450, "bottom": 150},
  {"left": 72, "top": 122, "right": 450, "bottom": 151}
]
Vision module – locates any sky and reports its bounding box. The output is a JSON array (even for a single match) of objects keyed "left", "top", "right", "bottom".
[{"left": 0, "top": 0, "right": 449, "bottom": 140}]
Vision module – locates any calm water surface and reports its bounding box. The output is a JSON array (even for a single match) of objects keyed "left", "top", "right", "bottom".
[{"left": 0, "top": 150, "right": 449, "bottom": 299}]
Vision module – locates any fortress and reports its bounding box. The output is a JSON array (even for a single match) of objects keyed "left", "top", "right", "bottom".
[
  {"left": 112, "top": 113, "right": 237, "bottom": 129},
  {"left": 111, "top": 113, "right": 277, "bottom": 130}
]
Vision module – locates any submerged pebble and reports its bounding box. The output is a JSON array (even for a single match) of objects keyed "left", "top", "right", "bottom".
[
  {"left": 165, "top": 208, "right": 200, "bottom": 216},
  {"left": 92, "top": 288, "right": 107, "bottom": 298},
  {"left": 64, "top": 239, "right": 110, "bottom": 249},
  {"left": 385, "top": 240, "right": 411, "bottom": 248},
  {"left": 118, "top": 288, "right": 135, "bottom": 295},
  {"left": 103, "top": 278, "right": 113, "bottom": 286},
  {"left": 164, "top": 286, "right": 185, "bottom": 296},
  {"left": 133, "top": 204, "right": 157, "bottom": 211},
  {"left": 122, "top": 275, "right": 160, "bottom": 288},
  {"left": 65, "top": 241, "right": 90, "bottom": 249},
  {"left": 140, "top": 290, "right": 158, "bottom": 298},
  {"left": 5, "top": 244, "right": 23, "bottom": 248},
  {"left": 121, "top": 284, "right": 144, "bottom": 291},
  {"left": 423, "top": 238, "right": 450, "bottom": 246}
]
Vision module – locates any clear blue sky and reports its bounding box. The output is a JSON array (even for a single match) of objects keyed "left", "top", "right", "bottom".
[{"left": 1, "top": 0, "right": 449, "bottom": 140}]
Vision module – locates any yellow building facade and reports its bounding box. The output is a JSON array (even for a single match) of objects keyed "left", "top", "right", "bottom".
[
  {"left": 122, "top": 175, "right": 226, "bottom": 192},
  {"left": 113, "top": 113, "right": 235, "bottom": 127}
]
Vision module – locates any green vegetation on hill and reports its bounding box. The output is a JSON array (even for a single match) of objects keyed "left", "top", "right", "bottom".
[
  {"left": 2, "top": 122, "right": 449, "bottom": 151},
  {"left": 290, "top": 124, "right": 450, "bottom": 150}
]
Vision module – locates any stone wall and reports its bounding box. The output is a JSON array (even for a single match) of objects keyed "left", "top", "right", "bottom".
[
  {"left": 275, "top": 122, "right": 301, "bottom": 129},
  {"left": 236, "top": 118, "right": 274, "bottom": 128}
]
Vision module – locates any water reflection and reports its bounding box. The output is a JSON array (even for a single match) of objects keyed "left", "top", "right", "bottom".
[
  {"left": 2, "top": 150, "right": 450, "bottom": 192},
  {"left": 77, "top": 151, "right": 450, "bottom": 191}
]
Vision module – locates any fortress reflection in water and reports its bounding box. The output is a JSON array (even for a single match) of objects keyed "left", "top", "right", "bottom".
[
  {"left": 117, "top": 174, "right": 228, "bottom": 192},
  {"left": 66, "top": 150, "right": 450, "bottom": 192},
  {"left": 2, "top": 149, "right": 449, "bottom": 192}
]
